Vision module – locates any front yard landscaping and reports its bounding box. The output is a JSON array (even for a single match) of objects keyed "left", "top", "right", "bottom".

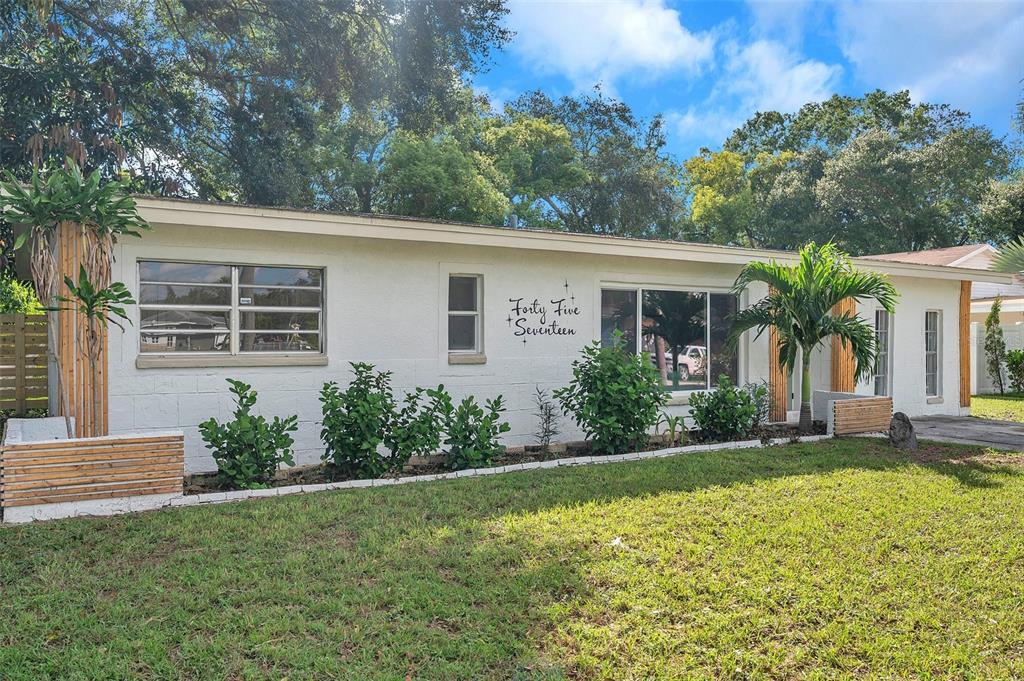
[
  {"left": 3, "top": 438, "right": 1024, "bottom": 679},
  {"left": 972, "top": 393, "right": 1024, "bottom": 422}
]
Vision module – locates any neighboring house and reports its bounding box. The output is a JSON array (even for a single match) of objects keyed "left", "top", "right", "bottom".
[
  {"left": 865, "top": 243, "right": 1024, "bottom": 393},
  {"left": 94, "top": 198, "right": 1008, "bottom": 472}
]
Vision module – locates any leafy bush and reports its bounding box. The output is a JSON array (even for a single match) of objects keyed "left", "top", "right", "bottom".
[
  {"left": 688, "top": 375, "right": 760, "bottom": 442},
  {"left": 554, "top": 337, "right": 667, "bottom": 455},
  {"left": 385, "top": 385, "right": 451, "bottom": 467},
  {"left": 199, "top": 379, "right": 297, "bottom": 489},
  {"left": 1006, "top": 349, "right": 1024, "bottom": 394},
  {"left": 742, "top": 380, "right": 771, "bottom": 429},
  {"left": 320, "top": 363, "right": 396, "bottom": 479},
  {"left": 441, "top": 395, "right": 511, "bottom": 470},
  {"left": 0, "top": 273, "right": 42, "bottom": 314}
]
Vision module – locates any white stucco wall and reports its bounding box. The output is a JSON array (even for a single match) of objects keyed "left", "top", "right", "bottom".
[
  {"left": 108, "top": 223, "right": 966, "bottom": 472},
  {"left": 851, "top": 276, "right": 964, "bottom": 417}
]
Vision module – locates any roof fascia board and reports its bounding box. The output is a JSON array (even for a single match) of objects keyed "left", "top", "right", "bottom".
[
  {"left": 135, "top": 198, "right": 1014, "bottom": 284},
  {"left": 948, "top": 244, "right": 997, "bottom": 267}
]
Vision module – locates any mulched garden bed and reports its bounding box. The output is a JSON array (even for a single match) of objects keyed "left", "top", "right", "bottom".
[{"left": 183, "top": 422, "right": 828, "bottom": 495}]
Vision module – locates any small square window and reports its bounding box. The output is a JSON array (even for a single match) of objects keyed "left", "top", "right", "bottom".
[{"left": 448, "top": 275, "right": 481, "bottom": 353}]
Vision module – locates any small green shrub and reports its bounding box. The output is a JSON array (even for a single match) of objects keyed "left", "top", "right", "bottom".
[
  {"left": 532, "top": 386, "right": 560, "bottom": 453},
  {"left": 441, "top": 395, "right": 511, "bottom": 470},
  {"left": 688, "top": 375, "right": 761, "bottom": 442},
  {"left": 199, "top": 379, "right": 297, "bottom": 489},
  {"left": 742, "top": 380, "right": 771, "bottom": 429},
  {"left": 657, "top": 413, "right": 688, "bottom": 447},
  {"left": 385, "top": 385, "right": 451, "bottom": 467},
  {"left": 320, "top": 363, "right": 396, "bottom": 479},
  {"left": 0, "top": 273, "right": 42, "bottom": 314},
  {"left": 1006, "top": 349, "right": 1024, "bottom": 394},
  {"left": 554, "top": 337, "right": 667, "bottom": 455}
]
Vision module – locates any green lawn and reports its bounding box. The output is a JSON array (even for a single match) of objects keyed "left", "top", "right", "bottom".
[
  {"left": 972, "top": 393, "right": 1024, "bottom": 422},
  {"left": 3, "top": 439, "right": 1024, "bottom": 680}
]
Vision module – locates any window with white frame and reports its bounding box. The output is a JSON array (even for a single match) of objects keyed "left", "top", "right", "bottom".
[
  {"left": 138, "top": 261, "right": 323, "bottom": 355},
  {"left": 924, "top": 310, "right": 941, "bottom": 397},
  {"left": 448, "top": 275, "right": 482, "bottom": 353},
  {"left": 600, "top": 286, "right": 738, "bottom": 391},
  {"left": 873, "top": 309, "right": 891, "bottom": 396}
]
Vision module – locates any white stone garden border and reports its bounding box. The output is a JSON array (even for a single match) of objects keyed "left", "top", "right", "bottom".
[{"left": 3, "top": 434, "right": 832, "bottom": 524}]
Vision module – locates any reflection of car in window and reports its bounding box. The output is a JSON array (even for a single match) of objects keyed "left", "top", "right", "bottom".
[
  {"left": 646, "top": 343, "right": 707, "bottom": 386},
  {"left": 676, "top": 345, "right": 706, "bottom": 381}
]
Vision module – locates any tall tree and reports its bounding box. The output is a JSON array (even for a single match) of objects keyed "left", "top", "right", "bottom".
[
  {"left": 691, "top": 90, "right": 1014, "bottom": 254},
  {"left": 504, "top": 88, "right": 687, "bottom": 238},
  {"left": 1, "top": 0, "right": 510, "bottom": 204}
]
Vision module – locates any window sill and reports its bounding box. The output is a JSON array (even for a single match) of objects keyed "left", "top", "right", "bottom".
[
  {"left": 926, "top": 396, "right": 944, "bottom": 405},
  {"left": 448, "top": 353, "right": 487, "bottom": 366},
  {"left": 136, "top": 354, "right": 328, "bottom": 369}
]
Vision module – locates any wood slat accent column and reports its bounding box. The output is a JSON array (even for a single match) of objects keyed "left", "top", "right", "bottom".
[
  {"left": 830, "top": 298, "right": 856, "bottom": 392},
  {"left": 56, "top": 222, "right": 109, "bottom": 437},
  {"left": 960, "top": 280, "right": 971, "bottom": 408}
]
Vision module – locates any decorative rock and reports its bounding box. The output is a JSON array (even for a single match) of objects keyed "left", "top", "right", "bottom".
[{"left": 889, "top": 412, "right": 918, "bottom": 450}]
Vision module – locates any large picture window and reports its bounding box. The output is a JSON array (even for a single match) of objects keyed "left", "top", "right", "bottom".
[
  {"left": 600, "top": 287, "right": 739, "bottom": 391},
  {"left": 139, "top": 261, "right": 323, "bottom": 355}
]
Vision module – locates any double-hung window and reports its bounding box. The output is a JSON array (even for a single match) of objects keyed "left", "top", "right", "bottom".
[
  {"left": 600, "top": 286, "right": 739, "bottom": 391},
  {"left": 873, "top": 310, "right": 891, "bottom": 396},
  {"left": 448, "top": 275, "right": 482, "bottom": 353},
  {"left": 139, "top": 261, "right": 323, "bottom": 355},
  {"left": 924, "top": 310, "right": 941, "bottom": 397}
]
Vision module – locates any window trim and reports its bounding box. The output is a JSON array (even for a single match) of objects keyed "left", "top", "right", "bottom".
[
  {"left": 598, "top": 282, "right": 742, "bottom": 395},
  {"left": 447, "top": 273, "right": 483, "bottom": 355},
  {"left": 873, "top": 309, "right": 893, "bottom": 397},
  {"left": 924, "top": 309, "right": 942, "bottom": 398},
  {"left": 137, "top": 258, "right": 325, "bottom": 360}
]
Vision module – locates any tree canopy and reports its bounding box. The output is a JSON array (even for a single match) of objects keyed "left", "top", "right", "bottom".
[
  {"left": 1, "top": 0, "right": 511, "bottom": 202},
  {"left": 3, "top": 3, "right": 1020, "bottom": 253},
  {"left": 687, "top": 90, "right": 1016, "bottom": 254}
]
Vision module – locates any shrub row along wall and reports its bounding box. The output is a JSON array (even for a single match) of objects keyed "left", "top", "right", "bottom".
[
  {"left": 0, "top": 433, "right": 184, "bottom": 509},
  {"left": 832, "top": 397, "right": 893, "bottom": 436}
]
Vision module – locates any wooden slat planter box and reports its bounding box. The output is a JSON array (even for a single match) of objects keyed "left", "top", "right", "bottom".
[
  {"left": 1, "top": 428, "right": 184, "bottom": 521},
  {"left": 832, "top": 397, "right": 893, "bottom": 436}
]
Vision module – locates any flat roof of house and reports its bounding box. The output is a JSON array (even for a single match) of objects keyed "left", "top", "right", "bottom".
[{"left": 134, "top": 196, "right": 1014, "bottom": 284}]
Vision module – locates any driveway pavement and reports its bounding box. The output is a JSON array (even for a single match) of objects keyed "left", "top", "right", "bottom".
[{"left": 912, "top": 415, "right": 1024, "bottom": 451}]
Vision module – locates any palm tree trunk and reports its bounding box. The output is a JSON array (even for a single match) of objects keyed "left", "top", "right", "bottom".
[{"left": 799, "top": 348, "right": 813, "bottom": 434}]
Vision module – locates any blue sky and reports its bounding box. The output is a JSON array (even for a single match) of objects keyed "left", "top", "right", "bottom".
[{"left": 474, "top": 0, "right": 1024, "bottom": 161}]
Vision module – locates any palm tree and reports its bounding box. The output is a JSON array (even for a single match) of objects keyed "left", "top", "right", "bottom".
[
  {"left": 729, "top": 242, "right": 898, "bottom": 433},
  {"left": 992, "top": 237, "right": 1024, "bottom": 274}
]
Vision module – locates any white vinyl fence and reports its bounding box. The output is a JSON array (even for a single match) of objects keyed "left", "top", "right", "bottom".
[{"left": 973, "top": 323, "right": 1024, "bottom": 394}]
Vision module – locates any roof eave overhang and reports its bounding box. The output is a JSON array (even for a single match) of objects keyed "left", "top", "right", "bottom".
[{"left": 134, "top": 198, "right": 1016, "bottom": 285}]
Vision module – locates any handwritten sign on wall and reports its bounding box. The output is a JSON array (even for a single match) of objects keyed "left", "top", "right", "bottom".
[{"left": 507, "top": 279, "right": 581, "bottom": 345}]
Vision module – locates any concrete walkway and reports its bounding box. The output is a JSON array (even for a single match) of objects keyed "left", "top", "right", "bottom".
[{"left": 912, "top": 415, "right": 1024, "bottom": 451}]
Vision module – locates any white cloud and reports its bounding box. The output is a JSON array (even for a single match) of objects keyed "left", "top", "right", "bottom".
[
  {"left": 746, "top": 0, "right": 817, "bottom": 43},
  {"left": 668, "top": 40, "right": 842, "bottom": 153},
  {"left": 835, "top": 1, "right": 1024, "bottom": 122},
  {"left": 506, "top": 0, "right": 715, "bottom": 90},
  {"left": 721, "top": 40, "right": 842, "bottom": 113}
]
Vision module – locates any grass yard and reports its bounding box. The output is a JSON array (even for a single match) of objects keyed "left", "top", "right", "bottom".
[
  {"left": 2, "top": 439, "right": 1024, "bottom": 680},
  {"left": 972, "top": 393, "right": 1024, "bottom": 422}
]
